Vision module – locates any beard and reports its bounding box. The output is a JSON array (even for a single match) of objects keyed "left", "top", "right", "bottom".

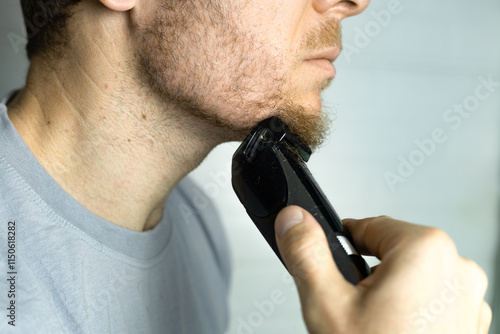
[{"left": 133, "top": 1, "right": 341, "bottom": 150}]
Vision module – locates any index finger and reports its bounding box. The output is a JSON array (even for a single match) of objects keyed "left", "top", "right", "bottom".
[{"left": 342, "top": 216, "right": 438, "bottom": 260}]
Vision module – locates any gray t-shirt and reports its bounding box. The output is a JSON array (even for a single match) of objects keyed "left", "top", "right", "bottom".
[{"left": 0, "top": 92, "right": 232, "bottom": 333}]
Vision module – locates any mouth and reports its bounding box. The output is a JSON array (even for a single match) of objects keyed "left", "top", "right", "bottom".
[
  {"left": 303, "top": 47, "right": 341, "bottom": 78},
  {"left": 303, "top": 47, "right": 341, "bottom": 63}
]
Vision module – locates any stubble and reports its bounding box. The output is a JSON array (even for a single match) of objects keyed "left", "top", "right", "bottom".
[{"left": 133, "top": 1, "right": 342, "bottom": 150}]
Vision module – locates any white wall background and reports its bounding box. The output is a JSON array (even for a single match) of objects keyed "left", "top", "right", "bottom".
[{"left": 1, "top": 0, "right": 499, "bottom": 333}]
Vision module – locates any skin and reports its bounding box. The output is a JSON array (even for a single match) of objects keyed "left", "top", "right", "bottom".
[
  {"left": 274, "top": 207, "right": 492, "bottom": 333},
  {"left": 7, "top": 0, "right": 363, "bottom": 231},
  {"left": 5, "top": 0, "right": 491, "bottom": 332}
]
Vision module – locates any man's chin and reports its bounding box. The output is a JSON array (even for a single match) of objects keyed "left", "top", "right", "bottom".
[
  {"left": 181, "top": 93, "right": 329, "bottom": 150},
  {"left": 230, "top": 100, "right": 329, "bottom": 150},
  {"left": 277, "top": 108, "right": 330, "bottom": 151},
  {"left": 209, "top": 110, "right": 329, "bottom": 152}
]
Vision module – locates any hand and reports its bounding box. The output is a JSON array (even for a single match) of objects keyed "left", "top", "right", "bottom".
[{"left": 274, "top": 205, "right": 492, "bottom": 334}]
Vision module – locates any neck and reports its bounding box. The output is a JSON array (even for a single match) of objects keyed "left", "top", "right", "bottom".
[{"left": 7, "top": 52, "right": 226, "bottom": 231}]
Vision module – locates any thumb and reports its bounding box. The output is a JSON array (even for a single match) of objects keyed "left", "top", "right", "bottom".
[{"left": 274, "top": 205, "right": 352, "bottom": 296}]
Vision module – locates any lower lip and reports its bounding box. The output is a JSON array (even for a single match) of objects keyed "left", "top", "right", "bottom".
[{"left": 305, "top": 59, "right": 336, "bottom": 76}]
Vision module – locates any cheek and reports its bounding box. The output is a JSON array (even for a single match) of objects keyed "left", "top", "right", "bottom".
[
  {"left": 134, "top": 2, "right": 309, "bottom": 130},
  {"left": 233, "top": 2, "right": 294, "bottom": 52},
  {"left": 201, "top": 17, "right": 292, "bottom": 98}
]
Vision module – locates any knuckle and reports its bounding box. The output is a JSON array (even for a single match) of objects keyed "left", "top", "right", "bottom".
[
  {"left": 423, "top": 226, "right": 451, "bottom": 242},
  {"left": 403, "top": 227, "right": 459, "bottom": 265},
  {"left": 284, "top": 236, "right": 314, "bottom": 262},
  {"left": 415, "top": 227, "right": 456, "bottom": 253},
  {"left": 461, "top": 257, "right": 489, "bottom": 292},
  {"left": 281, "top": 228, "right": 329, "bottom": 281}
]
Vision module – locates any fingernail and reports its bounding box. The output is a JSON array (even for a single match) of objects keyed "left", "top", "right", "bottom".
[{"left": 276, "top": 207, "right": 304, "bottom": 237}]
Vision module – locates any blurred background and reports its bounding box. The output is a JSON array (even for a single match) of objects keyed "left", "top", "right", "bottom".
[{"left": 1, "top": 0, "right": 499, "bottom": 333}]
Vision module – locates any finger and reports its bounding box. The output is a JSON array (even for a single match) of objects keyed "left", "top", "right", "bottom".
[
  {"left": 476, "top": 301, "right": 492, "bottom": 334},
  {"left": 342, "top": 216, "right": 447, "bottom": 261},
  {"left": 275, "top": 205, "right": 354, "bottom": 297},
  {"left": 342, "top": 218, "right": 376, "bottom": 256}
]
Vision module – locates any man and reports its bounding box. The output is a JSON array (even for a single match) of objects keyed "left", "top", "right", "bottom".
[{"left": 0, "top": 0, "right": 491, "bottom": 333}]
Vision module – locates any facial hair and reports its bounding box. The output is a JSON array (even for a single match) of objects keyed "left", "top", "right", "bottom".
[{"left": 133, "top": 1, "right": 342, "bottom": 150}]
